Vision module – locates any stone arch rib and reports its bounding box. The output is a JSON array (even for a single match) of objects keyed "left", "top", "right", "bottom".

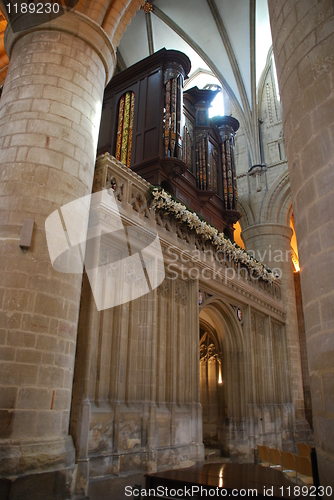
[
  {"left": 201, "top": 298, "right": 247, "bottom": 423},
  {"left": 237, "top": 195, "right": 255, "bottom": 229},
  {"left": 260, "top": 169, "right": 291, "bottom": 224}
]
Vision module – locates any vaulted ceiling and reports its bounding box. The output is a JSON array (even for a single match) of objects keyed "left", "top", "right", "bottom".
[
  {"left": 0, "top": 0, "right": 274, "bottom": 164},
  {"left": 118, "top": 0, "right": 273, "bottom": 110},
  {"left": 117, "top": 0, "right": 274, "bottom": 164}
]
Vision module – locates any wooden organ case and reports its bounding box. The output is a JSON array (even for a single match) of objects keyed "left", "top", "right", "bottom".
[{"left": 97, "top": 48, "right": 241, "bottom": 237}]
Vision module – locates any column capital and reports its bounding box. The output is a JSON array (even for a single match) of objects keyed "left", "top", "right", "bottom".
[
  {"left": 242, "top": 223, "right": 293, "bottom": 244},
  {"left": 5, "top": 10, "right": 116, "bottom": 85}
]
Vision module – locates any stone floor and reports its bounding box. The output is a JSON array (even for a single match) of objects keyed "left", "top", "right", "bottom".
[{"left": 87, "top": 447, "right": 254, "bottom": 500}]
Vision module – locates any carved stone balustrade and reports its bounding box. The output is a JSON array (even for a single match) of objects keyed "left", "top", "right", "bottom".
[{"left": 93, "top": 153, "right": 282, "bottom": 311}]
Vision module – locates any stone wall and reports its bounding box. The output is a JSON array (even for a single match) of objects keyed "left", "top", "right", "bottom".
[
  {"left": 69, "top": 155, "right": 299, "bottom": 496},
  {"left": 268, "top": 0, "right": 334, "bottom": 486}
]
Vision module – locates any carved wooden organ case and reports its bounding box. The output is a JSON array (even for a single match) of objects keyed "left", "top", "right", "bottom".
[{"left": 97, "top": 49, "right": 241, "bottom": 237}]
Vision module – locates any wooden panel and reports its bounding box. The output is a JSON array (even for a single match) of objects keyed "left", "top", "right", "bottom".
[
  {"left": 97, "top": 101, "right": 113, "bottom": 154},
  {"left": 134, "top": 133, "right": 143, "bottom": 165},
  {"left": 145, "top": 69, "right": 161, "bottom": 129},
  {"left": 144, "top": 128, "right": 158, "bottom": 160}
]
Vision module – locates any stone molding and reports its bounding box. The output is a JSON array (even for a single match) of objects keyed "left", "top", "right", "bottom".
[
  {"left": 5, "top": 11, "right": 116, "bottom": 85},
  {"left": 93, "top": 154, "right": 285, "bottom": 320},
  {"left": 242, "top": 222, "right": 293, "bottom": 242}
]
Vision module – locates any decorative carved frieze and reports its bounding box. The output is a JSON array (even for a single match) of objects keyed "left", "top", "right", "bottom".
[{"left": 93, "top": 153, "right": 283, "bottom": 313}]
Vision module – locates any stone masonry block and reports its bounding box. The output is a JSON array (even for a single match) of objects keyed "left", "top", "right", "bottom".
[
  {"left": 48, "top": 137, "right": 75, "bottom": 158},
  {"left": 0, "top": 387, "right": 18, "bottom": 409},
  {"left": 322, "top": 373, "right": 334, "bottom": 413},
  {"left": 36, "top": 411, "right": 62, "bottom": 437},
  {"left": 307, "top": 331, "right": 334, "bottom": 372},
  {"left": 312, "top": 93, "right": 334, "bottom": 134},
  {"left": 58, "top": 321, "right": 77, "bottom": 341},
  {"left": 73, "top": 72, "right": 93, "bottom": 94},
  {"left": 53, "top": 389, "right": 71, "bottom": 411},
  {"left": 16, "top": 348, "right": 43, "bottom": 365},
  {"left": 22, "top": 314, "right": 49, "bottom": 334},
  {"left": 0, "top": 312, "right": 22, "bottom": 330},
  {"left": 62, "top": 157, "right": 79, "bottom": 176},
  {"left": 35, "top": 334, "right": 64, "bottom": 353},
  {"left": 38, "top": 366, "right": 64, "bottom": 388},
  {"left": 57, "top": 77, "right": 83, "bottom": 98},
  {"left": 31, "top": 53, "right": 62, "bottom": 65},
  {"left": 295, "top": 0, "right": 318, "bottom": 22},
  {"left": 0, "top": 120, "right": 28, "bottom": 137},
  {"left": 307, "top": 192, "right": 334, "bottom": 236},
  {"left": 7, "top": 331, "right": 36, "bottom": 348},
  {"left": 71, "top": 94, "right": 93, "bottom": 117},
  {"left": 12, "top": 409, "right": 37, "bottom": 437},
  {"left": 32, "top": 31, "right": 61, "bottom": 43},
  {"left": 63, "top": 57, "right": 88, "bottom": 77},
  {"left": 1, "top": 363, "right": 38, "bottom": 386},
  {"left": 320, "top": 293, "right": 334, "bottom": 331},
  {"left": 29, "top": 75, "right": 58, "bottom": 87},
  {"left": 17, "top": 387, "right": 52, "bottom": 410},
  {"left": 10, "top": 133, "right": 47, "bottom": 148},
  {"left": 26, "top": 118, "right": 65, "bottom": 139},
  {"left": 320, "top": 221, "right": 334, "bottom": 250},
  {"left": 41, "top": 352, "right": 55, "bottom": 365},
  {"left": 21, "top": 63, "right": 46, "bottom": 77},
  {"left": 0, "top": 272, "right": 27, "bottom": 290},
  {"left": 0, "top": 347, "right": 15, "bottom": 361},
  {"left": 42, "top": 86, "right": 73, "bottom": 106},
  {"left": 0, "top": 330, "right": 6, "bottom": 345},
  {"left": 27, "top": 147, "right": 63, "bottom": 170},
  {"left": 54, "top": 353, "right": 73, "bottom": 370},
  {"left": 0, "top": 147, "right": 18, "bottom": 164},
  {"left": 50, "top": 102, "right": 81, "bottom": 124},
  {"left": 0, "top": 410, "right": 15, "bottom": 438},
  {"left": 18, "top": 85, "right": 45, "bottom": 100},
  {"left": 316, "top": 416, "right": 334, "bottom": 454}
]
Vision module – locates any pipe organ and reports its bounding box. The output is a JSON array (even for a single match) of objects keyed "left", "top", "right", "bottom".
[{"left": 97, "top": 48, "right": 241, "bottom": 237}]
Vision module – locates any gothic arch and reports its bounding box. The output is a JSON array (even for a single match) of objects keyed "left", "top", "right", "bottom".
[
  {"left": 237, "top": 195, "right": 255, "bottom": 230},
  {"left": 199, "top": 297, "right": 247, "bottom": 434},
  {"left": 260, "top": 169, "right": 292, "bottom": 225},
  {"left": 257, "top": 46, "right": 274, "bottom": 120}
]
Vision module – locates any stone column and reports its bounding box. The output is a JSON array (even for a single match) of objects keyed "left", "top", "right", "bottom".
[
  {"left": 268, "top": 0, "right": 334, "bottom": 486},
  {"left": 242, "top": 224, "right": 308, "bottom": 433},
  {"left": 0, "top": 12, "right": 115, "bottom": 495}
]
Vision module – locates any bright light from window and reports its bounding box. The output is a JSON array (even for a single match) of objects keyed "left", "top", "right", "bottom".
[
  {"left": 233, "top": 221, "right": 245, "bottom": 249},
  {"left": 209, "top": 92, "right": 224, "bottom": 118},
  {"left": 218, "top": 363, "right": 223, "bottom": 384},
  {"left": 256, "top": 0, "right": 273, "bottom": 84}
]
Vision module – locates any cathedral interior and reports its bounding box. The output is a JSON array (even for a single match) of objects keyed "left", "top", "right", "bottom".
[{"left": 0, "top": 0, "right": 333, "bottom": 499}]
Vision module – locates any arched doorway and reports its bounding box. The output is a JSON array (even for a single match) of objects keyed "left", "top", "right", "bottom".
[
  {"left": 199, "top": 320, "right": 225, "bottom": 449},
  {"left": 199, "top": 298, "right": 247, "bottom": 458}
]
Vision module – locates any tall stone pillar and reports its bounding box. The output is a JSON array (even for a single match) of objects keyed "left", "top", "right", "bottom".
[
  {"left": 242, "top": 224, "right": 308, "bottom": 436},
  {"left": 0, "top": 13, "right": 115, "bottom": 496},
  {"left": 268, "top": 0, "right": 334, "bottom": 486}
]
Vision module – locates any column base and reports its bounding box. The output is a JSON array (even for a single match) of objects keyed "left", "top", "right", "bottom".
[
  {"left": 0, "top": 464, "right": 77, "bottom": 500},
  {"left": 0, "top": 436, "right": 77, "bottom": 482}
]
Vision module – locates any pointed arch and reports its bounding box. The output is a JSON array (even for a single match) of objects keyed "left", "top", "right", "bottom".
[
  {"left": 260, "top": 169, "right": 292, "bottom": 225},
  {"left": 257, "top": 46, "right": 274, "bottom": 120},
  {"left": 237, "top": 195, "right": 255, "bottom": 229},
  {"left": 199, "top": 297, "right": 247, "bottom": 431}
]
